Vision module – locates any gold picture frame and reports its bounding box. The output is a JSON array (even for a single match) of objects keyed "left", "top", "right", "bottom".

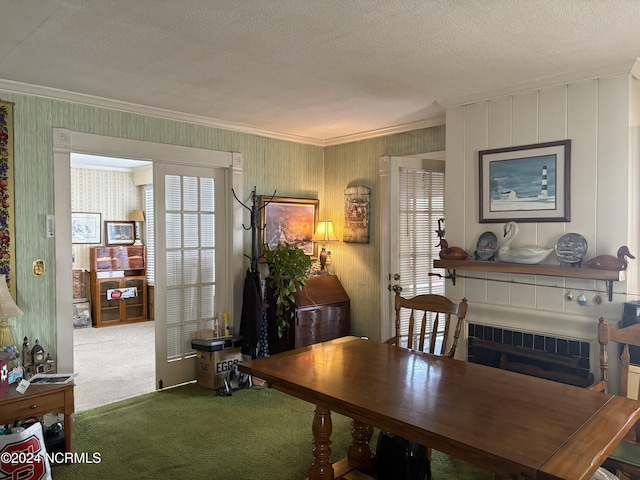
[{"left": 259, "top": 196, "right": 319, "bottom": 260}]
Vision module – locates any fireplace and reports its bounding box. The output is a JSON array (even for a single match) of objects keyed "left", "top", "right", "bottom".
[{"left": 467, "top": 323, "right": 593, "bottom": 387}]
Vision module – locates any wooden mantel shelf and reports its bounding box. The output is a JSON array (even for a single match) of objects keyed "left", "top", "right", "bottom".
[
  {"left": 434, "top": 259, "right": 625, "bottom": 281},
  {"left": 433, "top": 259, "right": 625, "bottom": 301}
]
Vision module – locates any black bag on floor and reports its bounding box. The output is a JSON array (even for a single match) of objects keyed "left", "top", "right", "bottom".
[{"left": 375, "top": 431, "right": 431, "bottom": 480}]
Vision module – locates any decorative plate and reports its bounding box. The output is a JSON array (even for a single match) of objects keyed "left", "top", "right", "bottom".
[
  {"left": 555, "top": 233, "right": 588, "bottom": 267},
  {"left": 474, "top": 231, "right": 498, "bottom": 261}
]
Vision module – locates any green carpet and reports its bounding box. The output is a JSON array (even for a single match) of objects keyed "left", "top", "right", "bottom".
[{"left": 52, "top": 383, "right": 494, "bottom": 480}]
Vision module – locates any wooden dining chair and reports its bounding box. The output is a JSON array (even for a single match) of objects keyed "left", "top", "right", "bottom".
[
  {"left": 378, "top": 292, "right": 468, "bottom": 479},
  {"left": 596, "top": 316, "right": 640, "bottom": 479},
  {"left": 386, "top": 292, "right": 468, "bottom": 357}
]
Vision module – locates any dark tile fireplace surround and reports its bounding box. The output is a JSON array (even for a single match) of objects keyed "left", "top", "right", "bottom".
[{"left": 467, "top": 323, "right": 593, "bottom": 387}]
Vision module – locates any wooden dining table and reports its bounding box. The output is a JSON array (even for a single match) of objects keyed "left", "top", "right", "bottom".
[{"left": 238, "top": 336, "right": 640, "bottom": 480}]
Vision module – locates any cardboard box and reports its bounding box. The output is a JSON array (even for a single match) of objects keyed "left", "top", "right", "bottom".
[
  {"left": 195, "top": 347, "right": 242, "bottom": 389},
  {"left": 195, "top": 329, "right": 217, "bottom": 340}
]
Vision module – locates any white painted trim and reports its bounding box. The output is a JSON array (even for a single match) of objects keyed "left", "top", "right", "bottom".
[
  {"left": 323, "top": 116, "right": 446, "bottom": 146},
  {"left": 440, "top": 58, "right": 640, "bottom": 108},
  {"left": 52, "top": 129, "right": 73, "bottom": 373},
  {"left": 52, "top": 128, "right": 243, "bottom": 375},
  {"left": 379, "top": 156, "right": 390, "bottom": 342},
  {"left": 0, "top": 79, "right": 324, "bottom": 146},
  {"left": 69, "top": 131, "right": 233, "bottom": 167}
]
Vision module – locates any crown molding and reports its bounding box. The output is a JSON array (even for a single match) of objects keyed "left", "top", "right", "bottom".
[
  {"left": 322, "top": 116, "right": 446, "bottom": 147},
  {"left": 0, "top": 79, "right": 327, "bottom": 146},
  {"left": 439, "top": 58, "right": 640, "bottom": 108},
  {"left": 0, "top": 79, "right": 445, "bottom": 147}
]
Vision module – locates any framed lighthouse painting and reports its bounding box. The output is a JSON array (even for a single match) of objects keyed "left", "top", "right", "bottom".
[{"left": 479, "top": 140, "right": 571, "bottom": 223}]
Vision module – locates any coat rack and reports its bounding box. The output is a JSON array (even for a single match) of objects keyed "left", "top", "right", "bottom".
[{"left": 232, "top": 186, "right": 276, "bottom": 272}]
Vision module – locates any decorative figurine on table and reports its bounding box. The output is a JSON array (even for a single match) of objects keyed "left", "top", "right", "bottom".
[
  {"left": 438, "top": 239, "right": 470, "bottom": 260},
  {"left": 436, "top": 218, "right": 470, "bottom": 260},
  {"left": 497, "top": 221, "right": 553, "bottom": 265},
  {"left": 584, "top": 246, "right": 635, "bottom": 271},
  {"left": 31, "top": 339, "right": 46, "bottom": 373},
  {"left": 22, "top": 337, "right": 33, "bottom": 372}
]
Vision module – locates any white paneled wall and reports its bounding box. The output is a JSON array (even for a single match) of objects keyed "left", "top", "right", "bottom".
[
  {"left": 445, "top": 73, "right": 640, "bottom": 367},
  {"left": 70, "top": 167, "right": 142, "bottom": 270}
]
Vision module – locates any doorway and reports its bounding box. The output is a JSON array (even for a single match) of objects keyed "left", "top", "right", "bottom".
[
  {"left": 379, "top": 152, "right": 446, "bottom": 342},
  {"left": 71, "top": 153, "right": 154, "bottom": 411},
  {"left": 53, "top": 129, "right": 244, "bottom": 407}
]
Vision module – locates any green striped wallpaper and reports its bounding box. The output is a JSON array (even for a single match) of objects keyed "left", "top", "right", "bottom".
[{"left": 0, "top": 88, "right": 443, "bottom": 357}]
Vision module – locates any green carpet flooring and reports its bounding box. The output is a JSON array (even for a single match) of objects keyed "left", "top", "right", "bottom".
[{"left": 52, "top": 383, "right": 494, "bottom": 479}]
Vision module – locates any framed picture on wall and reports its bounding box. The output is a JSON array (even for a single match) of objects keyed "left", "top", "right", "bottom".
[
  {"left": 479, "top": 140, "right": 571, "bottom": 223},
  {"left": 71, "top": 212, "right": 101, "bottom": 244},
  {"left": 259, "top": 196, "right": 319, "bottom": 259},
  {"left": 105, "top": 221, "right": 135, "bottom": 246}
]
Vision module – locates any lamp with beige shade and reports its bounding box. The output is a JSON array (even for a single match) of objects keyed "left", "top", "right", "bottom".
[
  {"left": 0, "top": 278, "right": 23, "bottom": 349},
  {"left": 311, "top": 220, "right": 339, "bottom": 272},
  {"left": 129, "top": 209, "right": 145, "bottom": 246}
]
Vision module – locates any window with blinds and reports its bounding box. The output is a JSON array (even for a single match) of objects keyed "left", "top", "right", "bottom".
[
  {"left": 397, "top": 165, "right": 445, "bottom": 350},
  {"left": 165, "top": 174, "right": 216, "bottom": 361}
]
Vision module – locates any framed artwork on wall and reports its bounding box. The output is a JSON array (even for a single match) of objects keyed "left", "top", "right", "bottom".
[
  {"left": 343, "top": 185, "right": 370, "bottom": 243},
  {"left": 104, "top": 221, "right": 135, "bottom": 246},
  {"left": 71, "top": 212, "right": 101, "bottom": 244},
  {"left": 259, "top": 196, "right": 319, "bottom": 259},
  {"left": 479, "top": 140, "right": 571, "bottom": 223}
]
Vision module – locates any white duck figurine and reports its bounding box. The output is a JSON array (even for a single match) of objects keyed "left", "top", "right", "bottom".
[{"left": 498, "top": 221, "right": 554, "bottom": 264}]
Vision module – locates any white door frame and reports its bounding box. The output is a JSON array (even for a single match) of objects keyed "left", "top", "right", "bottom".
[
  {"left": 52, "top": 129, "right": 244, "bottom": 373},
  {"left": 379, "top": 151, "right": 445, "bottom": 343}
]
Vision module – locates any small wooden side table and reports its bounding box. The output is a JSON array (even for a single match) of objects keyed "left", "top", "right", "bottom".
[{"left": 0, "top": 382, "right": 74, "bottom": 451}]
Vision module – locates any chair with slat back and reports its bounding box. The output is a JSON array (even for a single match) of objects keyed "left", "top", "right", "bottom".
[
  {"left": 386, "top": 292, "right": 468, "bottom": 357},
  {"left": 379, "top": 292, "right": 468, "bottom": 479},
  {"left": 597, "top": 316, "right": 640, "bottom": 478}
]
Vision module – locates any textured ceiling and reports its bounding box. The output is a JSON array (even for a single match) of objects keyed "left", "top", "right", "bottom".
[{"left": 1, "top": 0, "right": 640, "bottom": 144}]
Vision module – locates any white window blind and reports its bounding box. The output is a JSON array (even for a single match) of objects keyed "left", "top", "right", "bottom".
[
  {"left": 165, "top": 174, "right": 216, "bottom": 361},
  {"left": 397, "top": 165, "right": 445, "bottom": 349},
  {"left": 144, "top": 185, "right": 154, "bottom": 286}
]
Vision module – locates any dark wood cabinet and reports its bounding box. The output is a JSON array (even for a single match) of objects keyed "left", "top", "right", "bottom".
[
  {"left": 267, "top": 274, "right": 350, "bottom": 355},
  {"left": 72, "top": 269, "right": 89, "bottom": 299}
]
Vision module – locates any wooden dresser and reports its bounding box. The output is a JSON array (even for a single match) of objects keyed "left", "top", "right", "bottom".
[
  {"left": 0, "top": 383, "right": 74, "bottom": 452},
  {"left": 267, "top": 274, "right": 350, "bottom": 354},
  {"left": 89, "top": 246, "right": 147, "bottom": 327}
]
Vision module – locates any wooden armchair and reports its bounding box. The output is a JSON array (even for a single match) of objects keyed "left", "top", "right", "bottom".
[
  {"left": 379, "top": 292, "right": 468, "bottom": 478},
  {"left": 597, "top": 316, "right": 640, "bottom": 478},
  {"left": 386, "top": 292, "right": 468, "bottom": 357}
]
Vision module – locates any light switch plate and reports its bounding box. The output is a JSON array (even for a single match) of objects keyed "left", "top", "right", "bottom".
[{"left": 45, "top": 214, "right": 55, "bottom": 238}]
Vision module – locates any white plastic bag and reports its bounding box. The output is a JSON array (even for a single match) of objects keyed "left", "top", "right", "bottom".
[
  {"left": 592, "top": 467, "right": 619, "bottom": 480},
  {"left": 0, "top": 422, "right": 52, "bottom": 480}
]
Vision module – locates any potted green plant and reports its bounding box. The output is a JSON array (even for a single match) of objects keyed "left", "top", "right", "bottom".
[{"left": 263, "top": 242, "right": 311, "bottom": 337}]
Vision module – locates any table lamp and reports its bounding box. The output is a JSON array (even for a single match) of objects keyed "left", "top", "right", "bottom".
[
  {"left": 129, "top": 209, "right": 145, "bottom": 246},
  {"left": 312, "top": 220, "right": 339, "bottom": 271},
  {"left": 0, "top": 279, "right": 23, "bottom": 348}
]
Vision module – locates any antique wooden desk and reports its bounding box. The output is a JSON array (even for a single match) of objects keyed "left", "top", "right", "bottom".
[
  {"left": 0, "top": 382, "right": 74, "bottom": 452},
  {"left": 239, "top": 336, "right": 640, "bottom": 480}
]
